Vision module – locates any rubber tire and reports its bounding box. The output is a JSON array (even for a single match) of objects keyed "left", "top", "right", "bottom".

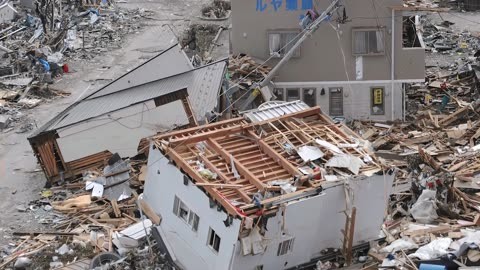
[{"left": 89, "top": 252, "right": 122, "bottom": 269}]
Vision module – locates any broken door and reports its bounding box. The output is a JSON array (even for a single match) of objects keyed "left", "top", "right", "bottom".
[{"left": 329, "top": 87, "right": 344, "bottom": 116}]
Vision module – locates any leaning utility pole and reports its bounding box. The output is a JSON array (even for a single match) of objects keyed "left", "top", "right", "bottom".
[{"left": 239, "top": 0, "right": 342, "bottom": 111}]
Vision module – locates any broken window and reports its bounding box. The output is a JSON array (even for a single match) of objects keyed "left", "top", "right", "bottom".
[
  {"left": 173, "top": 195, "right": 200, "bottom": 231},
  {"left": 303, "top": 88, "right": 317, "bottom": 107},
  {"left": 273, "top": 88, "right": 284, "bottom": 101},
  {"left": 286, "top": 88, "right": 300, "bottom": 102},
  {"left": 207, "top": 227, "right": 221, "bottom": 252},
  {"left": 402, "top": 16, "right": 422, "bottom": 48},
  {"left": 268, "top": 31, "right": 300, "bottom": 58},
  {"left": 353, "top": 28, "right": 385, "bottom": 56},
  {"left": 277, "top": 237, "right": 295, "bottom": 256},
  {"left": 371, "top": 87, "right": 385, "bottom": 115}
]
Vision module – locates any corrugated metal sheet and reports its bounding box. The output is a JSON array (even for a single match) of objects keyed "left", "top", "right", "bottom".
[
  {"left": 87, "top": 44, "right": 192, "bottom": 99},
  {"left": 45, "top": 60, "right": 226, "bottom": 131},
  {"left": 243, "top": 100, "right": 310, "bottom": 122}
]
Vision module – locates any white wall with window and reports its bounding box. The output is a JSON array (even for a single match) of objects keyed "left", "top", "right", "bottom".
[
  {"left": 353, "top": 28, "right": 385, "bottom": 56},
  {"left": 143, "top": 147, "right": 242, "bottom": 270},
  {"left": 271, "top": 81, "right": 404, "bottom": 121},
  {"left": 268, "top": 31, "right": 300, "bottom": 58},
  {"left": 230, "top": 174, "right": 394, "bottom": 270}
]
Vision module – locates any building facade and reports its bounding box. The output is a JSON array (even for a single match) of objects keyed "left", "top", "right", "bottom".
[{"left": 230, "top": 0, "right": 425, "bottom": 121}]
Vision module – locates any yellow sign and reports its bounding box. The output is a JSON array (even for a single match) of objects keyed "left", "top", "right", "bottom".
[{"left": 373, "top": 88, "right": 383, "bottom": 105}]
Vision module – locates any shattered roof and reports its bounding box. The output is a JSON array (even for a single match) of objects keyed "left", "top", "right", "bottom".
[
  {"left": 30, "top": 44, "right": 226, "bottom": 137},
  {"left": 153, "top": 105, "right": 384, "bottom": 218}
]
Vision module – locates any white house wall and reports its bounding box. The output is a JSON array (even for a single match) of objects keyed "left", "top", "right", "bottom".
[
  {"left": 56, "top": 100, "right": 189, "bottom": 162},
  {"left": 143, "top": 145, "right": 242, "bottom": 270},
  {"left": 230, "top": 174, "right": 394, "bottom": 270}
]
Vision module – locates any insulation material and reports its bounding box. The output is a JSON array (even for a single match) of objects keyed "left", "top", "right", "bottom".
[
  {"left": 325, "top": 154, "right": 365, "bottom": 175},
  {"left": 410, "top": 189, "right": 438, "bottom": 224},
  {"left": 315, "top": 139, "right": 343, "bottom": 155},
  {"left": 297, "top": 145, "right": 324, "bottom": 162}
]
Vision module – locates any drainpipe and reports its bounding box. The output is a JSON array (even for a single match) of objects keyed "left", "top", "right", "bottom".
[{"left": 391, "top": 8, "right": 395, "bottom": 121}]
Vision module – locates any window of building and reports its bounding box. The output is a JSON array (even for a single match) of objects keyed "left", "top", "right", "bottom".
[
  {"left": 371, "top": 87, "right": 385, "bottom": 115},
  {"left": 207, "top": 227, "right": 221, "bottom": 253},
  {"left": 402, "top": 16, "right": 422, "bottom": 48},
  {"left": 173, "top": 196, "right": 200, "bottom": 231},
  {"left": 188, "top": 211, "right": 200, "bottom": 232},
  {"left": 286, "top": 88, "right": 300, "bottom": 102},
  {"left": 277, "top": 237, "right": 295, "bottom": 256},
  {"left": 268, "top": 31, "right": 301, "bottom": 58},
  {"left": 352, "top": 28, "right": 385, "bottom": 56},
  {"left": 329, "top": 88, "right": 344, "bottom": 116},
  {"left": 303, "top": 88, "right": 317, "bottom": 107},
  {"left": 273, "top": 88, "right": 284, "bottom": 101}
]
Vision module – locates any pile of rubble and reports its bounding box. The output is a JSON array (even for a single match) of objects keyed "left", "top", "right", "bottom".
[
  {"left": 0, "top": 1, "right": 151, "bottom": 131},
  {"left": 228, "top": 54, "right": 271, "bottom": 88},
  {"left": 201, "top": 0, "right": 231, "bottom": 20},
  {"left": 181, "top": 23, "right": 222, "bottom": 64},
  {"left": 0, "top": 153, "right": 165, "bottom": 269},
  {"left": 345, "top": 61, "right": 480, "bottom": 269}
]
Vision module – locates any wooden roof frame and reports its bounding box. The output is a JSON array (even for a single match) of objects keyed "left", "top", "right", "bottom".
[{"left": 153, "top": 107, "right": 383, "bottom": 218}]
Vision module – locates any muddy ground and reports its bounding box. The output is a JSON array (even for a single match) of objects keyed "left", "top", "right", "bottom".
[{"left": 0, "top": 0, "right": 229, "bottom": 246}]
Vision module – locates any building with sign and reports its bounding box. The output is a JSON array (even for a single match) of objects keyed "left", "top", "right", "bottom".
[{"left": 230, "top": 0, "right": 425, "bottom": 121}]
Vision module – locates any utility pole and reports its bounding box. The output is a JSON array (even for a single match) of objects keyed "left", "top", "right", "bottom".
[{"left": 239, "top": 0, "right": 342, "bottom": 111}]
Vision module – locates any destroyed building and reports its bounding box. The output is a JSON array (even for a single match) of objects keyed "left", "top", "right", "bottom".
[
  {"left": 142, "top": 101, "right": 395, "bottom": 270},
  {"left": 28, "top": 44, "right": 227, "bottom": 182},
  {"left": 230, "top": 0, "right": 425, "bottom": 121}
]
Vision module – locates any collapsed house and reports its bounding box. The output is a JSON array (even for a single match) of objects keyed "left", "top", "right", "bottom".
[
  {"left": 142, "top": 101, "right": 395, "bottom": 270},
  {"left": 28, "top": 44, "right": 227, "bottom": 182}
]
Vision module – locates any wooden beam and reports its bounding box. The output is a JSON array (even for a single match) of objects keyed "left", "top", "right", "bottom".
[
  {"left": 167, "top": 148, "right": 240, "bottom": 216},
  {"left": 207, "top": 138, "right": 266, "bottom": 191},
  {"left": 247, "top": 130, "right": 300, "bottom": 176},
  {"left": 195, "top": 183, "right": 244, "bottom": 188},
  {"left": 390, "top": 6, "right": 450, "bottom": 12},
  {"left": 169, "top": 125, "right": 245, "bottom": 145},
  {"left": 153, "top": 117, "right": 244, "bottom": 141},
  {"left": 181, "top": 96, "right": 199, "bottom": 127}
]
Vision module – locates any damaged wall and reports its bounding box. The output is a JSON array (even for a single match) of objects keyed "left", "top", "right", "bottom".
[
  {"left": 143, "top": 145, "right": 242, "bottom": 270},
  {"left": 56, "top": 100, "right": 189, "bottom": 162},
  {"left": 230, "top": 174, "right": 394, "bottom": 270},
  {"left": 143, "top": 144, "right": 394, "bottom": 270}
]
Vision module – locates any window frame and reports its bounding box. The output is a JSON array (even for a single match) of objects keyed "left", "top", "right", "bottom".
[
  {"left": 329, "top": 87, "right": 344, "bottom": 117},
  {"left": 273, "top": 88, "right": 285, "bottom": 101},
  {"left": 207, "top": 227, "right": 221, "bottom": 253},
  {"left": 352, "top": 27, "right": 386, "bottom": 56},
  {"left": 173, "top": 195, "right": 200, "bottom": 232},
  {"left": 277, "top": 237, "right": 295, "bottom": 256},
  {"left": 302, "top": 88, "right": 317, "bottom": 107},
  {"left": 286, "top": 88, "right": 300, "bottom": 102},
  {"left": 267, "top": 30, "right": 301, "bottom": 58},
  {"left": 370, "top": 86, "right": 385, "bottom": 115}
]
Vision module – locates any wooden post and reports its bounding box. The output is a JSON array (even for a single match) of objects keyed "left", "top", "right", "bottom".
[
  {"left": 342, "top": 207, "right": 356, "bottom": 266},
  {"left": 181, "top": 96, "right": 199, "bottom": 127}
]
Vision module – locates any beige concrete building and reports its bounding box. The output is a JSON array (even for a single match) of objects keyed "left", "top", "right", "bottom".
[{"left": 231, "top": 0, "right": 425, "bottom": 121}]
